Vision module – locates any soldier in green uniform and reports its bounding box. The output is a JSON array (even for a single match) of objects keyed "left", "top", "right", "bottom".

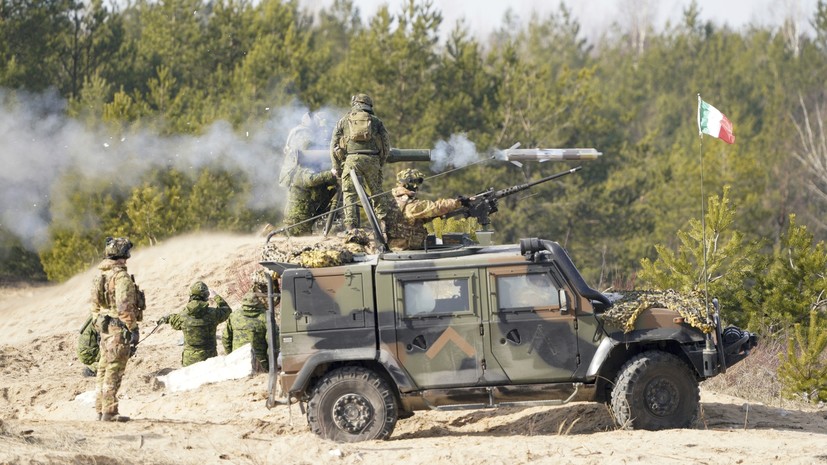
[
  {"left": 91, "top": 237, "right": 142, "bottom": 422},
  {"left": 222, "top": 288, "right": 271, "bottom": 372},
  {"left": 280, "top": 112, "right": 338, "bottom": 234},
  {"left": 330, "top": 94, "right": 392, "bottom": 230},
  {"left": 158, "top": 281, "right": 232, "bottom": 367},
  {"left": 387, "top": 169, "right": 463, "bottom": 250}
]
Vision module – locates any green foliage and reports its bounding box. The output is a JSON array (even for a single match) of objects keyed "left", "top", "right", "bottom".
[
  {"left": 743, "top": 215, "right": 827, "bottom": 333},
  {"left": 778, "top": 309, "right": 827, "bottom": 403},
  {"left": 2, "top": 0, "right": 827, "bottom": 315},
  {"left": 0, "top": 228, "right": 46, "bottom": 282},
  {"left": 427, "top": 217, "right": 479, "bottom": 241},
  {"left": 638, "top": 186, "right": 760, "bottom": 308}
]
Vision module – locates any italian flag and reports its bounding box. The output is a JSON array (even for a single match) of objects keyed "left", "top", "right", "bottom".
[{"left": 698, "top": 97, "right": 735, "bottom": 144}]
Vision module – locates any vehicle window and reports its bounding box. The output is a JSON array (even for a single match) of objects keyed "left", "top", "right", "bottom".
[
  {"left": 403, "top": 279, "right": 470, "bottom": 317},
  {"left": 497, "top": 272, "right": 559, "bottom": 311}
]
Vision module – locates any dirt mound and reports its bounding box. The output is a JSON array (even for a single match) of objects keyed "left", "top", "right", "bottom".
[{"left": 1, "top": 232, "right": 826, "bottom": 464}]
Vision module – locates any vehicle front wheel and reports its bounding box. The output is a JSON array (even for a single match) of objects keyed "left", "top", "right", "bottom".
[
  {"left": 307, "top": 366, "right": 398, "bottom": 442},
  {"left": 610, "top": 350, "right": 699, "bottom": 430}
]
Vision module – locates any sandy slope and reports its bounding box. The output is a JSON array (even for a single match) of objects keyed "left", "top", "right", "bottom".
[{"left": 1, "top": 233, "right": 826, "bottom": 465}]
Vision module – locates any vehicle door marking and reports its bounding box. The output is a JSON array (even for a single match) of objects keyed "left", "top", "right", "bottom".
[
  {"left": 527, "top": 324, "right": 558, "bottom": 356},
  {"left": 425, "top": 327, "right": 476, "bottom": 359}
]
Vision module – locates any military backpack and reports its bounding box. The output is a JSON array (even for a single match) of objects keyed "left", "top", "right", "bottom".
[{"left": 347, "top": 110, "right": 373, "bottom": 142}]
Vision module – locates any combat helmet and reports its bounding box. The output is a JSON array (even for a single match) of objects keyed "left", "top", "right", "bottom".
[
  {"left": 397, "top": 168, "right": 425, "bottom": 191},
  {"left": 250, "top": 269, "right": 270, "bottom": 294},
  {"left": 104, "top": 237, "right": 132, "bottom": 259},
  {"left": 351, "top": 93, "right": 373, "bottom": 112},
  {"left": 189, "top": 281, "right": 209, "bottom": 301}
]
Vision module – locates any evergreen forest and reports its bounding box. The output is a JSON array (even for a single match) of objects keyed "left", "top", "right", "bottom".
[{"left": 1, "top": 0, "right": 826, "bottom": 401}]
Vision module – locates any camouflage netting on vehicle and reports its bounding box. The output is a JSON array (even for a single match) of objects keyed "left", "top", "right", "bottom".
[
  {"left": 261, "top": 230, "right": 378, "bottom": 268},
  {"left": 602, "top": 289, "right": 715, "bottom": 334}
]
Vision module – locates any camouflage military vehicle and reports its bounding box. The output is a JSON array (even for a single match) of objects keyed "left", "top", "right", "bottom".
[{"left": 259, "top": 174, "right": 757, "bottom": 442}]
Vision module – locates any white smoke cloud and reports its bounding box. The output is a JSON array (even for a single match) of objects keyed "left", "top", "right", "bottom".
[
  {"left": 430, "top": 133, "right": 482, "bottom": 172},
  {"left": 0, "top": 88, "right": 343, "bottom": 251}
]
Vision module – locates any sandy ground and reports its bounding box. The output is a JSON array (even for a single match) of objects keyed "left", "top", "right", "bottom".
[{"left": 1, "top": 233, "right": 826, "bottom": 465}]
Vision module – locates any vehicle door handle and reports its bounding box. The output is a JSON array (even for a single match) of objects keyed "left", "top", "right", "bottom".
[
  {"left": 407, "top": 335, "right": 427, "bottom": 352},
  {"left": 502, "top": 329, "right": 521, "bottom": 345}
]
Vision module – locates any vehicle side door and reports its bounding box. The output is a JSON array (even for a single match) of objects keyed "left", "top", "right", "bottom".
[
  {"left": 486, "top": 265, "right": 578, "bottom": 382},
  {"left": 393, "top": 269, "right": 484, "bottom": 388}
]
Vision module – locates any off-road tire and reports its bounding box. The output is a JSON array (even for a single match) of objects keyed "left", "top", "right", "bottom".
[
  {"left": 610, "top": 350, "right": 699, "bottom": 430},
  {"left": 307, "top": 366, "right": 398, "bottom": 442}
]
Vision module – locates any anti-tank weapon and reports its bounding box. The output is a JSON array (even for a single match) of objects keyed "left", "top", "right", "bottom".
[
  {"left": 296, "top": 148, "right": 431, "bottom": 163},
  {"left": 449, "top": 166, "right": 582, "bottom": 230}
]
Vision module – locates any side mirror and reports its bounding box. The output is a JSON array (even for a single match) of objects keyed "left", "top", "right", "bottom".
[{"left": 559, "top": 289, "right": 568, "bottom": 314}]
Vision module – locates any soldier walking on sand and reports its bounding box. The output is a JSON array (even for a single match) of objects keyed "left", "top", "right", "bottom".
[
  {"left": 91, "top": 237, "right": 144, "bottom": 422},
  {"left": 158, "top": 281, "right": 231, "bottom": 367},
  {"left": 330, "top": 93, "right": 392, "bottom": 230},
  {"left": 280, "top": 111, "right": 338, "bottom": 235},
  {"left": 386, "top": 169, "right": 464, "bottom": 250}
]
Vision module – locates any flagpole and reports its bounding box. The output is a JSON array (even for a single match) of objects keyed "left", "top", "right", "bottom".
[{"left": 697, "top": 93, "right": 710, "bottom": 318}]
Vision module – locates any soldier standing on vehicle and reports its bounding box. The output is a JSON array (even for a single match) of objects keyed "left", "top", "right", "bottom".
[
  {"left": 91, "top": 236, "right": 143, "bottom": 422},
  {"left": 280, "top": 111, "right": 338, "bottom": 235},
  {"left": 222, "top": 273, "right": 275, "bottom": 372},
  {"left": 387, "top": 168, "right": 464, "bottom": 250},
  {"left": 330, "top": 93, "right": 392, "bottom": 231},
  {"left": 157, "top": 281, "right": 231, "bottom": 367}
]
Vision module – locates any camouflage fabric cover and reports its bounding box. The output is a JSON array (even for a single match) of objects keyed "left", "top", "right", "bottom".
[
  {"left": 602, "top": 289, "right": 715, "bottom": 333},
  {"left": 222, "top": 291, "right": 271, "bottom": 371},
  {"left": 261, "top": 231, "right": 375, "bottom": 268},
  {"left": 387, "top": 186, "right": 462, "bottom": 250},
  {"left": 166, "top": 295, "right": 232, "bottom": 366}
]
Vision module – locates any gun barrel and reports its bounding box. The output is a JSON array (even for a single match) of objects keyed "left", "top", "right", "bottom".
[
  {"left": 388, "top": 148, "right": 431, "bottom": 162},
  {"left": 503, "top": 148, "right": 602, "bottom": 162},
  {"left": 297, "top": 148, "right": 431, "bottom": 163}
]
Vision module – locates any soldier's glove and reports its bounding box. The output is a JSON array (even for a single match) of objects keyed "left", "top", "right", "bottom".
[
  {"left": 129, "top": 328, "right": 140, "bottom": 356},
  {"left": 156, "top": 315, "right": 169, "bottom": 325},
  {"left": 457, "top": 195, "right": 472, "bottom": 208}
]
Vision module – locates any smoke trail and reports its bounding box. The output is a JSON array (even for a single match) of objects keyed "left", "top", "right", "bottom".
[
  {"left": 0, "top": 88, "right": 342, "bottom": 251},
  {"left": 430, "top": 134, "right": 481, "bottom": 171}
]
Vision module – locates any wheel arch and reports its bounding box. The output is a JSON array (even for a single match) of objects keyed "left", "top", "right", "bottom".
[
  {"left": 290, "top": 348, "right": 413, "bottom": 405},
  {"left": 590, "top": 338, "right": 701, "bottom": 403}
]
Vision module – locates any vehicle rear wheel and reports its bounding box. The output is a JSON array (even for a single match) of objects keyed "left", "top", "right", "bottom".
[
  {"left": 610, "top": 350, "right": 699, "bottom": 430},
  {"left": 307, "top": 366, "right": 398, "bottom": 442}
]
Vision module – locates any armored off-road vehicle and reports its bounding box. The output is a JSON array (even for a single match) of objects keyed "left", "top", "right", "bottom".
[{"left": 259, "top": 173, "right": 757, "bottom": 442}]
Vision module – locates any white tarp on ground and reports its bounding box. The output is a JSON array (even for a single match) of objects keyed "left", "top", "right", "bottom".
[{"left": 157, "top": 343, "right": 254, "bottom": 392}]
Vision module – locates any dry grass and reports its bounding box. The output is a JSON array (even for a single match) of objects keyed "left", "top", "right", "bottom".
[{"left": 701, "top": 336, "right": 814, "bottom": 410}]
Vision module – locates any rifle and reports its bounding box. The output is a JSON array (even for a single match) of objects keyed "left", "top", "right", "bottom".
[{"left": 450, "top": 166, "right": 582, "bottom": 229}]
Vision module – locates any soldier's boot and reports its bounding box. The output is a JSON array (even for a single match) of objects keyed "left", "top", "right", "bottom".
[
  {"left": 82, "top": 367, "right": 96, "bottom": 377},
  {"left": 101, "top": 413, "right": 130, "bottom": 422}
]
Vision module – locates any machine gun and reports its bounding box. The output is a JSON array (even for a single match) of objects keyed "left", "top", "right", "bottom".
[{"left": 449, "top": 166, "right": 582, "bottom": 231}]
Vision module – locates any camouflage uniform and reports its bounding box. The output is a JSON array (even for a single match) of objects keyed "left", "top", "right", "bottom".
[
  {"left": 161, "top": 281, "right": 232, "bottom": 367},
  {"left": 387, "top": 169, "right": 462, "bottom": 250},
  {"left": 330, "top": 94, "right": 392, "bottom": 229},
  {"left": 222, "top": 290, "right": 271, "bottom": 371},
  {"left": 281, "top": 112, "right": 338, "bottom": 235},
  {"left": 92, "top": 237, "right": 141, "bottom": 421}
]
